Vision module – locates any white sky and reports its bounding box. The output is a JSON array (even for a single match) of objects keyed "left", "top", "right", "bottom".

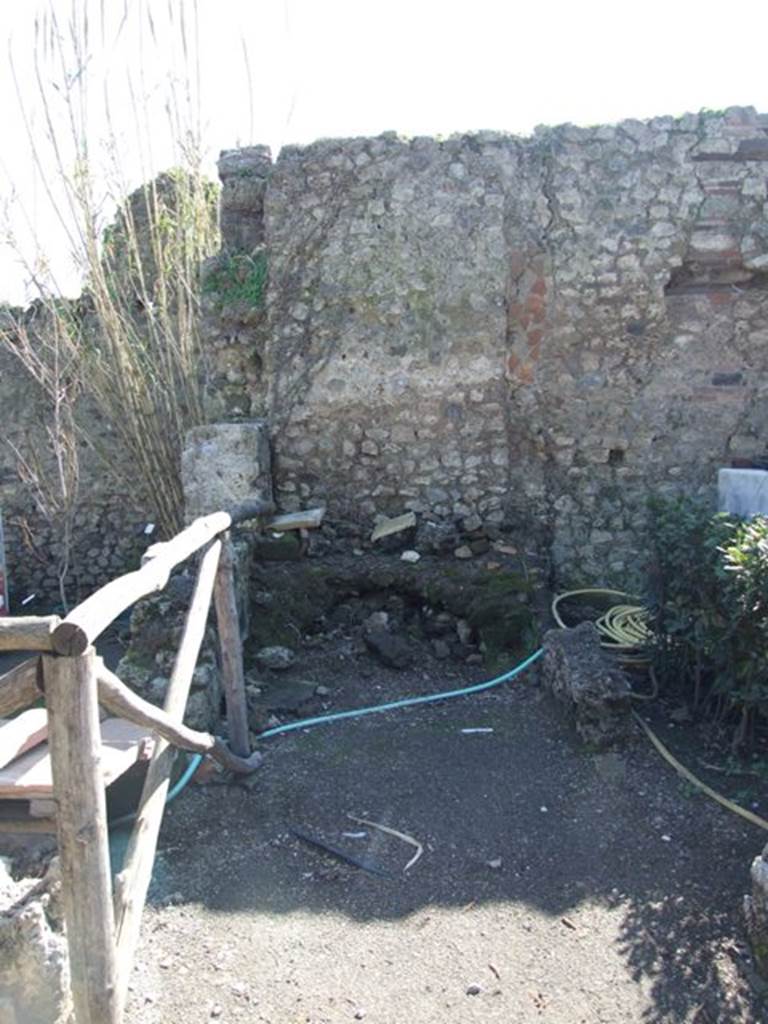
[{"left": 1, "top": 0, "right": 768, "bottom": 304}]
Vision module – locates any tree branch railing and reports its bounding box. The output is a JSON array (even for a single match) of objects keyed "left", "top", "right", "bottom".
[{"left": 0, "top": 498, "right": 274, "bottom": 1024}]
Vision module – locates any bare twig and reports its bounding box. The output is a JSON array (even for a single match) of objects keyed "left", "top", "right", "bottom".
[
  {"left": 2, "top": 1, "right": 219, "bottom": 547},
  {"left": 346, "top": 813, "right": 424, "bottom": 872}
]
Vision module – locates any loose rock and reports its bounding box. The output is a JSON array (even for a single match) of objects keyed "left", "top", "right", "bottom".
[
  {"left": 431, "top": 639, "right": 451, "bottom": 660},
  {"left": 255, "top": 646, "right": 296, "bottom": 671},
  {"left": 363, "top": 611, "right": 389, "bottom": 632},
  {"left": 456, "top": 619, "right": 472, "bottom": 645},
  {"left": 364, "top": 628, "right": 414, "bottom": 670},
  {"left": 540, "top": 623, "right": 632, "bottom": 747}
]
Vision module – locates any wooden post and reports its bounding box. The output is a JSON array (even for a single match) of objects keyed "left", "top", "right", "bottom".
[
  {"left": 113, "top": 539, "right": 221, "bottom": 1008},
  {"left": 43, "top": 647, "right": 120, "bottom": 1024},
  {"left": 212, "top": 532, "right": 249, "bottom": 757}
]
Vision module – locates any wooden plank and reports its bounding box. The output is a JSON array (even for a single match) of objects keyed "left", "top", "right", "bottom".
[
  {"left": 29, "top": 798, "right": 57, "bottom": 818},
  {"left": 212, "top": 533, "right": 249, "bottom": 757},
  {"left": 0, "top": 616, "right": 60, "bottom": 651},
  {"left": 43, "top": 648, "right": 121, "bottom": 1024},
  {"left": 0, "top": 709, "right": 48, "bottom": 769},
  {"left": 0, "top": 807, "right": 57, "bottom": 834},
  {"left": 266, "top": 507, "right": 326, "bottom": 533},
  {"left": 113, "top": 539, "right": 223, "bottom": 1008},
  {"left": 0, "top": 718, "right": 150, "bottom": 798},
  {"left": 0, "top": 657, "right": 43, "bottom": 717},
  {"left": 370, "top": 512, "right": 416, "bottom": 542}
]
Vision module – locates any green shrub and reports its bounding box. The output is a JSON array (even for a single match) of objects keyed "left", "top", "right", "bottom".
[{"left": 648, "top": 495, "right": 768, "bottom": 748}]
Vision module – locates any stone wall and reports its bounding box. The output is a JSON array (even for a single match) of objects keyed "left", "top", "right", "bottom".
[
  {"left": 0, "top": 339, "right": 147, "bottom": 612},
  {"left": 204, "top": 107, "right": 768, "bottom": 583}
]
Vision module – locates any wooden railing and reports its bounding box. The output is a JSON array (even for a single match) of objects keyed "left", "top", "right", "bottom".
[{"left": 0, "top": 498, "right": 274, "bottom": 1024}]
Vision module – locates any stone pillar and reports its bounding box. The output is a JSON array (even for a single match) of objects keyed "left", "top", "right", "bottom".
[
  {"left": 181, "top": 420, "right": 273, "bottom": 521},
  {"left": 217, "top": 146, "right": 272, "bottom": 253},
  {"left": 177, "top": 419, "right": 273, "bottom": 657}
]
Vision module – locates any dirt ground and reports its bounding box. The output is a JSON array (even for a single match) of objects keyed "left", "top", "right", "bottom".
[{"left": 121, "top": 653, "right": 766, "bottom": 1024}]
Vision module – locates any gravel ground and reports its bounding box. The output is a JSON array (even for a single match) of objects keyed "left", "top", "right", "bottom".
[{"left": 120, "top": 659, "right": 766, "bottom": 1024}]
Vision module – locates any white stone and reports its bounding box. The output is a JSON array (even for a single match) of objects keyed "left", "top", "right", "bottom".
[
  {"left": 182, "top": 421, "right": 272, "bottom": 520},
  {"left": 718, "top": 469, "right": 768, "bottom": 518}
]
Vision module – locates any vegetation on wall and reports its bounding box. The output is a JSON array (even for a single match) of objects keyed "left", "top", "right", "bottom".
[
  {"left": 202, "top": 250, "right": 268, "bottom": 313},
  {"left": 648, "top": 495, "right": 768, "bottom": 750}
]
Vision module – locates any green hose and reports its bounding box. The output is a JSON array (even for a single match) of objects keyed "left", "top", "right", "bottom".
[
  {"left": 133, "top": 617, "right": 768, "bottom": 838},
  {"left": 124, "top": 646, "right": 544, "bottom": 824},
  {"left": 257, "top": 646, "right": 544, "bottom": 740}
]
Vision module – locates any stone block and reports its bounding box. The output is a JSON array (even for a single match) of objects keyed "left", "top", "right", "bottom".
[
  {"left": 718, "top": 468, "right": 768, "bottom": 517},
  {"left": 745, "top": 842, "right": 768, "bottom": 976},
  {"left": 541, "top": 623, "right": 632, "bottom": 748},
  {"left": 182, "top": 420, "right": 273, "bottom": 520}
]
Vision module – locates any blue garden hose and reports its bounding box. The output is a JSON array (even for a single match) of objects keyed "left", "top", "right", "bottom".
[
  {"left": 258, "top": 646, "right": 543, "bottom": 739},
  {"left": 162, "top": 646, "right": 544, "bottom": 810},
  {"left": 109, "top": 752, "right": 204, "bottom": 830}
]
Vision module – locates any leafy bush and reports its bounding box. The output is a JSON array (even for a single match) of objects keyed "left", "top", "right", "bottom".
[{"left": 648, "top": 495, "right": 768, "bottom": 748}]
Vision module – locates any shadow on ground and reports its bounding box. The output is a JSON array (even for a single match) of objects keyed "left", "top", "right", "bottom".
[{"left": 129, "top": 669, "right": 764, "bottom": 1023}]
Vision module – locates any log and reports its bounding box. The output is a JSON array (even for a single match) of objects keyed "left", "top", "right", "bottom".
[
  {"left": 96, "top": 663, "right": 262, "bottom": 774},
  {"left": 212, "top": 533, "right": 249, "bottom": 757},
  {"left": 51, "top": 501, "right": 273, "bottom": 657},
  {"left": 52, "top": 512, "right": 230, "bottom": 656},
  {"left": 43, "top": 648, "right": 120, "bottom": 1024},
  {"left": 0, "top": 658, "right": 43, "bottom": 717},
  {"left": 113, "top": 539, "right": 221, "bottom": 1008},
  {"left": 229, "top": 497, "right": 275, "bottom": 525},
  {"left": 0, "top": 616, "right": 60, "bottom": 651}
]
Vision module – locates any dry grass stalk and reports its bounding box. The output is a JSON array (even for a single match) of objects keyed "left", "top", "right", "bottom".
[
  {"left": 2, "top": 0, "right": 219, "bottom": 549},
  {"left": 0, "top": 305, "right": 82, "bottom": 609}
]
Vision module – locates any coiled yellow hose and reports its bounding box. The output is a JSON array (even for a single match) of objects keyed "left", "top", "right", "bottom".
[
  {"left": 551, "top": 588, "right": 652, "bottom": 665},
  {"left": 552, "top": 588, "right": 768, "bottom": 831}
]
